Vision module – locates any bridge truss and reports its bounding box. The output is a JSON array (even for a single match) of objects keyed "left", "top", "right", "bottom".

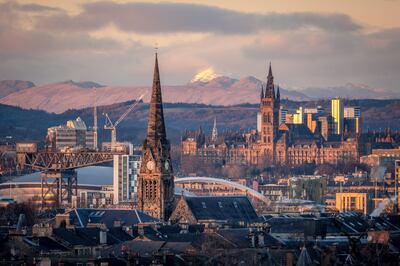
[{"left": 20, "top": 151, "right": 119, "bottom": 209}]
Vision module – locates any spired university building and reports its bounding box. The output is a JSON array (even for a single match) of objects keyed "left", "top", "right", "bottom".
[{"left": 181, "top": 64, "right": 360, "bottom": 166}]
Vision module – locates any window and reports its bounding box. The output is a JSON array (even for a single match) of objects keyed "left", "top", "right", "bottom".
[{"left": 201, "top": 202, "right": 207, "bottom": 208}]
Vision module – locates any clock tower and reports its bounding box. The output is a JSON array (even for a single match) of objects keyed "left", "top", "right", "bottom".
[{"left": 137, "top": 52, "right": 175, "bottom": 221}]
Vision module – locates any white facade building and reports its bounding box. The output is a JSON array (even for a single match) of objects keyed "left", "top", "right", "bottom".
[
  {"left": 46, "top": 117, "right": 95, "bottom": 151},
  {"left": 113, "top": 154, "right": 141, "bottom": 205}
]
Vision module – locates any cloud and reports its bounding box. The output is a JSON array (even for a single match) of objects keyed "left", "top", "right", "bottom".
[
  {"left": 0, "top": 1, "right": 399, "bottom": 92},
  {"left": 36, "top": 1, "right": 362, "bottom": 34},
  {"left": 0, "top": 1, "right": 61, "bottom": 13},
  {"left": 15, "top": 3, "right": 61, "bottom": 12}
]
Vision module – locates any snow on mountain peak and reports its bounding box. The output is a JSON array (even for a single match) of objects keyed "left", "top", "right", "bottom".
[{"left": 190, "top": 67, "right": 221, "bottom": 83}]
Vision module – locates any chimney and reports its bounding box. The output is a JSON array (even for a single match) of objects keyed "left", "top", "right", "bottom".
[
  {"left": 113, "top": 219, "right": 122, "bottom": 228},
  {"left": 179, "top": 221, "right": 189, "bottom": 234},
  {"left": 99, "top": 230, "right": 107, "bottom": 244},
  {"left": 138, "top": 224, "right": 145, "bottom": 236},
  {"left": 249, "top": 232, "right": 257, "bottom": 248},
  {"left": 258, "top": 233, "right": 265, "bottom": 247},
  {"left": 55, "top": 213, "right": 70, "bottom": 228}
]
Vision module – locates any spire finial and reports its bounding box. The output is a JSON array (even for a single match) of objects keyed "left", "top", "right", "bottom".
[
  {"left": 260, "top": 85, "right": 264, "bottom": 99},
  {"left": 266, "top": 61, "right": 274, "bottom": 98},
  {"left": 154, "top": 42, "right": 158, "bottom": 54},
  {"left": 268, "top": 61, "right": 273, "bottom": 78},
  {"left": 211, "top": 117, "right": 218, "bottom": 142},
  {"left": 277, "top": 84, "right": 280, "bottom": 99}
]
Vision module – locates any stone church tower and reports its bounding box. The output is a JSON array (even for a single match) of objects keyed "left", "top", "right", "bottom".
[
  {"left": 137, "top": 53, "right": 175, "bottom": 221},
  {"left": 259, "top": 63, "right": 280, "bottom": 162}
]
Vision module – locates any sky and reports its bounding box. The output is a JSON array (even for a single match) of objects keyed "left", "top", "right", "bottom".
[{"left": 0, "top": 0, "right": 400, "bottom": 91}]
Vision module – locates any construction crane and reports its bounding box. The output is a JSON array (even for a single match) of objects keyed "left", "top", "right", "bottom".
[{"left": 103, "top": 94, "right": 144, "bottom": 148}]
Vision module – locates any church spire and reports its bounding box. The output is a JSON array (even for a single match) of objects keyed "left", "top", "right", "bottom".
[
  {"left": 146, "top": 52, "right": 167, "bottom": 145},
  {"left": 260, "top": 85, "right": 264, "bottom": 99},
  {"left": 267, "top": 62, "right": 273, "bottom": 80},
  {"left": 266, "top": 61, "right": 275, "bottom": 98},
  {"left": 138, "top": 51, "right": 174, "bottom": 221},
  {"left": 211, "top": 117, "right": 218, "bottom": 142},
  {"left": 276, "top": 84, "right": 280, "bottom": 100}
]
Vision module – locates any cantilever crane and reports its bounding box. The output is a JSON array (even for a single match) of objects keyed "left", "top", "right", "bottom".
[{"left": 104, "top": 94, "right": 144, "bottom": 148}]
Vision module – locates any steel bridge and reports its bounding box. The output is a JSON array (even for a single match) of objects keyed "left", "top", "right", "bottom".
[
  {"left": 20, "top": 151, "right": 120, "bottom": 209},
  {"left": 175, "top": 177, "right": 270, "bottom": 204}
]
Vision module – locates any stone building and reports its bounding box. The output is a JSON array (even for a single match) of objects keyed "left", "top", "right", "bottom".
[
  {"left": 181, "top": 64, "right": 360, "bottom": 167},
  {"left": 137, "top": 53, "right": 175, "bottom": 221},
  {"left": 169, "top": 195, "right": 259, "bottom": 226}
]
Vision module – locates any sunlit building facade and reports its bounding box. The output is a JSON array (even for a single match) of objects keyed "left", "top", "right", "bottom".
[{"left": 331, "top": 98, "right": 344, "bottom": 135}]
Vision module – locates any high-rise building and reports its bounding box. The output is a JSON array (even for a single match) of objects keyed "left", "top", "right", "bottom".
[
  {"left": 331, "top": 98, "right": 344, "bottom": 135},
  {"left": 279, "top": 107, "right": 288, "bottom": 125},
  {"left": 293, "top": 107, "right": 304, "bottom": 124},
  {"left": 344, "top": 107, "right": 361, "bottom": 135},
  {"left": 46, "top": 117, "right": 95, "bottom": 151},
  {"left": 113, "top": 154, "right": 141, "bottom": 205},
  {"left": 318, "top": 115, "right": 334, "bottom": 141},
  {"left": 344, "top": 107, "right": 361, "bottom": 118},
  {"left": 285, "top": 113, "right": 294, "bottom": 124},
  {"left": 137, "top": 53, "right": 175, "bottom": 220},
  {"left": 306, "top": 113, "right": 317, "bottom": 133}
]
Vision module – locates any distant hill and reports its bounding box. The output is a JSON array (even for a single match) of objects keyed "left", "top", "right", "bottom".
[
  {"left": 0, "top": 76, "right": 310, "bottom": 113},
  {"left": 2, "top": 76, "right": 399, "bottom": 113},
  {"left": 0, "top": 80, "right": 35, "bottom": 98},
  {"left": 1, "top": 99, "right": 400, "bottom": 146},
  {"left": 299, "top": 83, "right": 400, "bottom": 100}
]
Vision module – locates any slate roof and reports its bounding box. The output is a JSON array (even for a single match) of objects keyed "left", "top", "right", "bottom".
[
  {"left": 103, "top": 240, "right": 165, "bottom": 257},
  {"left": 68, "top": 208, "right": 158, "bottom": 228},
  {"left": 53, "top": 228, "right": 96, "bottom": 246},
  {"left": 334, "top": 212, "right": 370, "bottom": 233},
  {"left": 371, "top": 217, "right": 400, "bottom": 231},
  {"left": 267, "top": 216, "right": 344, "bottom": 235},
  {"left": 268, "top": 217, "right": 310, "bottom": 234},
  {"left": 371, "top": 142, "right": 395, "bottom": 149},
  {"left": 284, "top": 124, "right": 315, "bottom": 140},
  {"left": 184, "top": 195, "right": 259, "bottom": 223},
  {"left": 23, "top": 236, "right": 70, "bottom": 252},
  {"left": 216, "top": 228, "right": 284, "bottom": 248},
  {"left": 162, "top": 242, "right": 193, "bottom": 253},
  {"left": 157, "top": 224, "right": 204, "bottom": 235},
  {"left": 53, "top": 227, "right": 134, "bottom": 246}
]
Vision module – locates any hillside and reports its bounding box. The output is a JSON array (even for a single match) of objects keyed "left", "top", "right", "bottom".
[
  {"left": 1, "top": 99, "right": 400, "bottom": 146},
  {"left": 0, "top": 80, "right": 35, "bottom": 99},
  {"left": 0, "top": 77, "right": 310, "bottom": 113},
  {"left": 2, "top": 74, "right": 399, "bottom": 114}
]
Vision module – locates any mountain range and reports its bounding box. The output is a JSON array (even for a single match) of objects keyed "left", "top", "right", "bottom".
[{"left": 0, "top": 75, "right": 399, "bottom": 113}]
